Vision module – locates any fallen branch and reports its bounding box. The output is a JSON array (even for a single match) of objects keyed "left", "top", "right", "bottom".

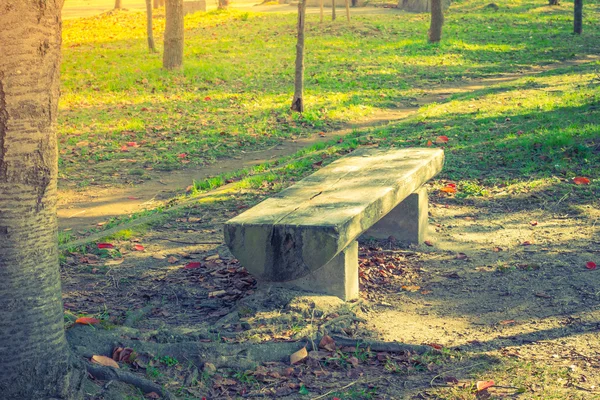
[{"left": 86, "top": 363, "right": 174, "bottom": 400}]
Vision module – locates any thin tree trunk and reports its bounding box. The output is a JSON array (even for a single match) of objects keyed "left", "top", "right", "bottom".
[
  {"left": 320, "top": 0, "right": 324, "bottom": 22},
  {"left": 146, "top": 0, "right": 157, "bottom": 52},
  {"left": 154, "top": 0, "right": 160, "bottom": 8},
  {"left": 345, "top": 0, "right": 350, "bottom": 21},
  {"left": 163, "top": 0, "right": 184, "bottom": 70},
  {"left": 574, "top": 0, "right": 583, "bottom": 34},
  {"left": 115, "top": 0, "right": 122, "bottom": 9},
  {"left": 0, "top": 1, "right": 83, "bottom": 398},
  {"left": 291, "top": 0, "right": 306, "bottom": 113},
  {"left": 428, "top": 0, "right": 444, "bottom": 43},
  {"left": 548, "top": 0, "right": 559, "bottom": 5},
  {"left": 332, "top": 0, "right": 336, "bottom": 20},
  {"left": 218, "top": 0, "right": 230, "bottom": 10}
]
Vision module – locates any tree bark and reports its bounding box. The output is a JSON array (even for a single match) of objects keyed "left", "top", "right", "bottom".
[
  {"left": 332, "top": 0, "right": 336, "bottom": 20},
  {"left": 291, "top": 0, "right": 306, "bottom": 113},
  {"left": 146, "top": 0, "right": 157, "bottom": 52},
  {"left": 160, "top": 0, "right": 166, "bottom": 6},
  {"left": 154, "top": 0, "right": 160, "bottom": 8},
  {"left": 218, "top": 0, "right": 230, "bottom": 9},
  {"left": 428, "top": 0, "right": 444, "bottom": 43},
  {"left": 573, "top": 0, "right": 583, "bottom": 34},
  {"left": 115, "top": 0, "right": 122, "bottom": 9},
  {"left": 548, "top": 0, "right": 559, "bottom": 5},
  {"left": 163, "top": 0, "right": 184, "bottom": 70},
  {"left": 345, "top": 0, "right": 350, "bottom": 22},
  {"left": 0, "top": 0, "right": 83, "bottom": 398}
]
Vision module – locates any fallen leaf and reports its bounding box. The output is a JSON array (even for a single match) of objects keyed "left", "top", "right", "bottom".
[
  {"left": 427, "top": 343, "right": 443, "bottom": 350},
  {"left": 204, "top": 254, "right": 220, "bottom": 261},
  {"left": 105, "top": 258, "right": 124, "bottom": 266},
  {"left": 455, "top": 253, "right": 468, "bottom": 260},
  {"left": 424, "top": 240, "right": 434, "bottom": 247},
  {"left": 426, "top": 140, "right": 433, "bottom": 147},
  {"left": 204, "top": 96, "right": 211, "bottom": 101},
  {"left": 91, "top": 355, "right": 119, "bottom": 369},
  {"left": 167, "top": 256, "right": 178, "bottom": 264},
  {"left": 178, "top": 153, "right": 187, "bottom": 159},
  {"left": 348, "top": 356, "right": 359, "bottom": 367},
  {"left": 420, "top": 290, "right": 433, "bottom": 295},
  {"left": 127, "top": 196, "right": 140, "bottom": 200},
  {"left": 126, "top": 142, "right": 138, "bottom": 147},
  {"left": 208, "top": 290, "right": 227, "bottom": 297},
  {"left": 401, "top": 285, "right": 421, "bottom": 292},
  {"left": 522, "top": 241, "right": 533, "bottom": 246},
  {"left": 120, "top": 145, "right": 129, "bottom": 152},
  {"left": 586, "top": 261, "right": 597, "bottom": 270},
  {"left": 530, "top": 220, "right": 538, "bottom": 226},
  {"left": 133, "top": 244, "right": 145, "bottom": 251},
  {"left": 573, "top": 177, "right": 590, "bottom": 185},
  {"left": 476, "top": 380, "right": 495, "bottom": 391},
  {"left": 435, "top": 135, "right": 449, "bottom": 144},
  {"left": 319, "top": 335, "right": 336, "bottom": 352},
  {"left": 440, "top": 185, "right": 457, "bottom": 194},
  {"left": 290, "top": 347, "right": 308, "bottom": 365},
  {"left": 493, "top": 246, "right": 503, "bottom": 252},
  {"left": 499, "top": 319, "right": 515, "bottom": 325},
  {"left": 76, "top": 317, "right": 100, "bottom": 325},
  {"left": 184, "top": 262, "right": 202, "bottom": 269},
  {"left": 318, "top": 132, "right": 325, "bottom": 137},
  {"left": 97, "top": 243, "right": 114, "bottom": 249}
]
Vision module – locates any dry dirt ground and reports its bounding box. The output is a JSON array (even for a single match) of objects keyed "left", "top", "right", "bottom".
[{"left": 61, "top": 173, "right": 600, "bottom": 399}]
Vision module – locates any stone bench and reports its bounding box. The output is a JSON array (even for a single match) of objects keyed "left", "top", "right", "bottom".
[{"left": 224, "top": 148, "right": 444, "bottom": 300}]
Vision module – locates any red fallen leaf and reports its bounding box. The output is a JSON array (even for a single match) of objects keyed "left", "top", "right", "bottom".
[
  {"left": 337, "top": 138, "right": 343, "bottom": 143},
  {"left": 573, "top": 177, "right": 590, "bottom": 185},
  {"left": 318, "top": 132, "right": 325, "bottom": 137},
  {"left": 127, "top": 196, "right": 140, "bottom": 200},
  {"left": 133, "top": 244, "right": 145, "bottom": 251},
  {"left": 476, "top": 380, "right": 495, "bottom": 391},
  {"left": 530, "top": 220, "right": 538, "bottom": 226},
  {"left": 522, "top": 241, "right": 533, "bottom": 246},
  {"left": 184, "top": 262, "right": 202, "bottom": 269},
  {"left": 424, "top": 240, "right": 434, "bottom": 247},
  {"left": 178, "top": 153, "right": 187, "bottom": 158},
  {"left": 586, "top": 261, "right": 597, "bottom": 270},
  {"left": 435, "top": 135, "right": 449, "bottom": 144},
  {"left": 120, "top": 145, "right": 129, "bottom": 152},
  {"left": 440, "top": 185, "right": 457, "bottom": 194},
  {"left": 126, "top": 142, "right": 138, "bottom": 147},
  {"left": 97, "top": 243, "right": 114, "bottom": 249},
  {"left": 204, "top": 96, "right": 211, "bottom": 101},
  {"left": 427, "top": 343, "right": 443, "bottom": 350},
  {"left": 76, "top": 317, "right": 100, "bottom": 325},
  {"left": 426, "top": 140, "right": 433, "bottom": 147}
]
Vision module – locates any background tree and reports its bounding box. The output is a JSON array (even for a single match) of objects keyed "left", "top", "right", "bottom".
[
  {"left": 428, "top": 0, "right": 444, "bottom": 42},
  {"left": 0, "top": 0, "right": 83, "bottom": 397},
  {"left": 154, "top": 0, "right": 160, "bottom": 9},
  {"left": 291, "top": 0, "right": 307, "bottom": 112},
  {"left": 146, "top": 0, "right": 157, "bottom": 52},
  {"left": 115, "top": 0, "right": 122, "bottom": 9},
  {"left": 548, "top": 0, "right": 559, "bottom": 5},
  {"left": 574, "top": 0, "right": 583, "bottom": 34},
  {"left": 218, "top": 0, "right": 230, "bottom": 10},
  {"left": 163, "top": 0, "right": 184, "bottom": 70}
]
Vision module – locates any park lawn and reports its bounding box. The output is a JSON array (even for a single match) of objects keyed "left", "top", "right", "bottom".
[{"left": 58, "top": 0, "right": 600, "bottom": 188}]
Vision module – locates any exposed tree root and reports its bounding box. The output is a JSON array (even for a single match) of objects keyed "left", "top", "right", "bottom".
[
  {"left": 86, "top": 363, "right": 175, "bottom": 399},
  {"left": 330, "top": 335, "right": 430, "bottom": 354}
]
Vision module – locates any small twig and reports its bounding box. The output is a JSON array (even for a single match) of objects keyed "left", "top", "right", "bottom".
[{"left": 430, "top": 361, "right": 489, "bottom": 387}]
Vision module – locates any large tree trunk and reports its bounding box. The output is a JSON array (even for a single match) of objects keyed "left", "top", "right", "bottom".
[
  {"left": 291, "top": 0, "right": 306, "bottom": 112},
  {"left": 146, "top": 0, "right": 157, "bottom": 52},
  {"left": 163, "top": 0, "right": 184, "bottom": 70},
  {"left": 0, "top": 1, "right": 83, "bottom": 398},
  {"left": 115, "top": 0, "right": 122, "bottom": 9},
  {"left": 574, "top": 0, "right": 583, "bottom": 34},
  {"left": 428, "top": 0, "right": 444, "bottom": 43}
]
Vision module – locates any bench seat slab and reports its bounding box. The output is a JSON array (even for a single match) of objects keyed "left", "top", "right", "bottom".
[{"left": 224, "top": 148, "right": 443, "bottom": 283}]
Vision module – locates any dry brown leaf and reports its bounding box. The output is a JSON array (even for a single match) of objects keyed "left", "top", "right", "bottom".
[
  {"left": 290, "top": 347, "right": 308, "bottom": 365},
  {"left": 401, "top": 285, "right": 421, "bottom": 292},
  {"left": 476, "top": 380, "right": 495, "bottom": 391},
  {"left": 91, "top": 355, "right": 119, "bottom": 369},
  {"left": 319, "top": 335, "right": 337, "bottom": 352}
]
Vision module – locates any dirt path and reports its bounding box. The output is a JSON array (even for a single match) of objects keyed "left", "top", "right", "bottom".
[{"left": 57, "top": 55, "right": 599, "bottom": 233}]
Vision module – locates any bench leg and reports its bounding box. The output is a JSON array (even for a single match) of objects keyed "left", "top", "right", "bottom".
[
  {"left": 365, "top": 186, "right": 428, "bottom": 244},
  {"left": 275, "top": 241, "right": 359, "bottom": 301}
]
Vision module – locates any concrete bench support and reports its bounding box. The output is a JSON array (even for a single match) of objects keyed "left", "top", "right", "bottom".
[
  {"left": 224, "top": 148, "right": 444, "bottom": 300},
  {"left": 365, "top": 186, "right": 428, "bottom": 244}
]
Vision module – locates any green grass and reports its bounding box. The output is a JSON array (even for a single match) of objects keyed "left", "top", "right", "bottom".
[{"left": 58, "top": 0, "right": 600, "bottom": 187}]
